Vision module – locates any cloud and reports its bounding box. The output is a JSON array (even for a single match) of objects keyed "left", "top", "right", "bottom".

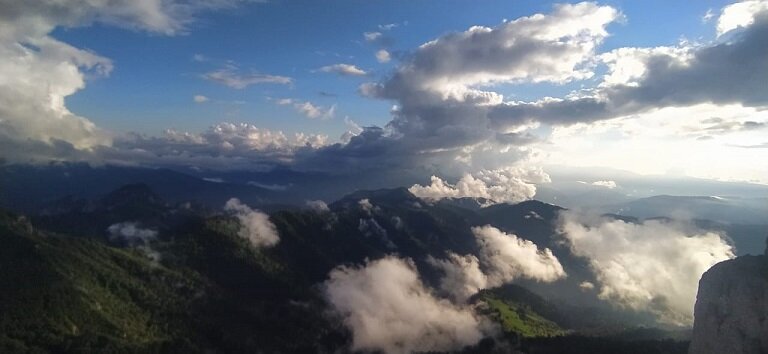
[
  {"left": 375, "top": 49, "right": 391, "bottom": 63},
  {"left": 579, "top": 180, "right": 617, "bottom": 189},
  {"left": 717, "top": 0, "right": 768, "bottom": 36},
  {"left": 409, "top": 166, "right": 550, "bottom": 206},
  {"left": 489, "top": 9, "right": 768, "bottom": 129},
  {"left": 203, "top": 177, "right": 224, "bottom": 183},
  {"left": 305, "top": 199, "right": 329, "bottom": 212},
  {"left": 322, "top": 256, "right": 491, "bottom": 354},
  {"left": 558, "top": 210, "right": 735, "bottom": 325},
  {"left": 358, "top": 218, "right": 396, "bottom": 249},
  {"left": 429, "top": 225, "right": 566, "bottom": 303},
  {"left": 377, "top": 2, "right": 618, "bottom": 94},
  {"left": 107, "top": 222, "right": 158, "bottom": 245},
  {"left": 295, "top": 101, "right": 336, "bottom": 119},
  {"left": 223, "top": 198, "right": 279, "bottom": 248},
  {"left": 247, "top": 181, "right": 291, "bottom": 191},
  {"left": 193, "top": 94, "right": 209, "bottom": 103},
  {"left": 107, "top": 221, "right": 160, "bottom": 261},
  {"left": 203, "top": 64, "right": 292, "bottom": 89},
  {"left": 474, "top": 225, "right": 566, "bottom": 285},
  {"left": 428, "top": 253, "right": 488, "bottom": 303},
  {"left": 378, "top": 23, "right": 399, "bottom": 31},
  {"left": 109, "top": 122, "right": 328, "bottom": 169},
  {"left": 0, "top": 0, "right": 254, "bottom": 163},
  {"left": 275, "top": 98, "right": 336, "bottom": 119},
  {"left": 317, "top": 63, "right": 367, "bottom": 76},
  {"left": 335, "top": 3, "right": 620, "bottom": 176},
  {"left": 357, "top": 198, "right": 378, "bottom": 215},
  {"left": 363, "top": 31, "right": 383, "bottom": 42}
]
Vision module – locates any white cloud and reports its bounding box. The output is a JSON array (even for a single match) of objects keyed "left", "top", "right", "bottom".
[
  {"left": 375, "top": 49, "right": 391, "bottom": 63},
  {"left": 363, "top": 31, "right": 383, "bottom": 42},
  {"left": 203, "top": 177, "right": 224, "bottom": 183},
  {"left": 591, "top": 180, "right": 617, "bottom": 188},
  {"left": 107, "top": 222, "right": 158, "bottom": 244},
  {"left": 474, "top": 225, "right": 566, "bottom": 285},
  {"left": 378, "top": 23, "right": 399, "bottom": 31},
  {"left": 717, "top": 0, "right": 768, "bottom": 36},
  {"left": 545, "top": 104, "right": 768, "bottom": 183},
  {"left": 386, "top": 2, "right": 619, "bottom": 93},
  {"left": 276, "top": 98, "right": 336, "bottom": 119},
  {"left": 0, "top": 0, "right": 255, "bottom": 163},
  {"left": 107, "top": 221, "right": 160, "bottom": 261},
  {"left": 409, "top": 166, "right": 550, "bottom": 206},
  {"left": 203, "top": 65, "right": 292, "bottom": 89},
  {"left": 305, "top": 199, "right": 329, "bottom": 212},
  {"left": 428, "top": 253, "right": 488, "bottom": 303},
  {"left": 579, "top": 180, "right": 618, "bottom": 189},
  {"left": 295, "top": 101, "right": 336, "bottom": 119},
  {"left": 224, "top": 198, "right": 279, "bottom": 248},
  {"left": 318, "top": 63, "right": 367, "bottom": 76},
  {"left": 193, "top": 94, "right": 209, "bottom": 103},
  {"left": 430, "top": 225, "right": 566, "bottom": 303},
  {"left": 558, "top": 210, "right": 735, "bottom": 325},
  {"left": 358, "top": 198, "right": 379, "bottom": 215},
  {"left": 323, "top": 256, "right": 491, "bottom": 354}
]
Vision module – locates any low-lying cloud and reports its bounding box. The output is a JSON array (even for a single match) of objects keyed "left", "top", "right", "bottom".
[
  {"left": 107, "top": 222, "right": 160, "bottom": 261},
  {"left": 323, "top": 256, "right": 492, "bottom": 354},
  {"left": 224, "top": 198, "right": 279, "bottom": 248},
  {"left": 430, "top": 225, "right": 566, "bottom": 302},
  {"left": 558, "top": 210, "right": 735, "bottom": 325},
  {"left": 409, "top": 166, "right": 550, "bottom": 206}
]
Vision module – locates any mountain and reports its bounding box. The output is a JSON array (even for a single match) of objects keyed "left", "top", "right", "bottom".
[
  {"left": 0, "top": 163, "right": 281, "bottom": 212},
  {"left": 689, "top": 245, "right": 768, "bottom": 354},
  {"left": 0, "top": 184, "right": 695, "bottom": 353},
  {"left": 597, "top": 195, "right": 768, "bottom": 225}
]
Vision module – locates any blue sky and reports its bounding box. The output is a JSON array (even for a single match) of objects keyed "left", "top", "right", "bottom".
[
  {"left": 2, "top": 0, "right": 766, "bottom": 185},
  {"left": 57, "top": 0, "right": 731, "bottom": 137}
]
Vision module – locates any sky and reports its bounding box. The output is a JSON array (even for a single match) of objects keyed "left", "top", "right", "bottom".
[{"left": 0, "top": 0, "right": 767, "bottom": 188}]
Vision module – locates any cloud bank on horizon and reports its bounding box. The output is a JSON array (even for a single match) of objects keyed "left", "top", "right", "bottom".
[{"left": 0, "top": 0, "right": 766, "bottom": 185}]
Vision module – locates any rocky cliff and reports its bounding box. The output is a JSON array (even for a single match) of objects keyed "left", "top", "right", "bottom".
[{"left": 689, "top": 239, "right": 768, "bottom": 354}]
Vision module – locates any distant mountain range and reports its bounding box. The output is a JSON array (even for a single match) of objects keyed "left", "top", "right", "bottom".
[{"left": 1, "top": 180, "right": 698, "bottom": 353}]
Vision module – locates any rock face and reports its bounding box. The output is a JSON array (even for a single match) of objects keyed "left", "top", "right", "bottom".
[{"left": 689, "top": 241, "right": 768, "bottom": 354}]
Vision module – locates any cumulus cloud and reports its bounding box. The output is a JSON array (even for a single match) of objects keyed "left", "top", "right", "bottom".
[
  {"left": 375, "top": 49, "right": 391, "bottom": 63},
  {"left": 409, "top": 166, "right": 550, "bottom": 205},
  {"left": 317, "top": 63, "right": 367, "bottom": 76},
  {"left": 193, "top": 94, "right": 209, "bottom": 103},
  {"left": 558, "top": 210, "right": 735, "bottom": 325},
  {"left": 717, "top": 0, "right": 768, "bottom": 36},
  {"left": 340, "top": 3, "right": 620, "bottom": 175},
  {"left": 110, "top": 122, "right": 328, "bottom": 169},
  {"left": 358, "top": 198, "right": 378, "bottom": 215},
  {"left": 275, "top": 98, "right": 336, "bottom": 119},
  {"left": 323, "top": 256, "right": 491, "bottom": 354},
  {"left": 203, "top": 64, "right": 292, "bottom": 88},
  {"left": 224, "top": 198, "right": 279, "bottom": 248},
  {"left": 430, "top": 226, "right": 566, "bottom": 302},
  {"left": 428, "top": 253, "right": 488, "bottom": 303},
  {"left": 0, "top": 0, "right": 255, "bottom": 163},
  {"left": 377, "top": 2, "right": 618, "bottom": 94},
  {"left": 305, "top": 199, "right": 330, "bottom": 212},
  {"left": 363, "top": 31, "right": 383, "bottom": 42},
  {"left": 474, "top": 225, "right": 566, "bottom": 285},
  {"left": 489, "top": 8, "right": 768, "bottom": 129}
]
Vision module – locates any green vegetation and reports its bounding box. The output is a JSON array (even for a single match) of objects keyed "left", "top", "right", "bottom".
[
  {"left": 0, "top": 210, "right": 203, "bottom": 352},
  {"left": 477, "top": 289, "right": 565, "bottom": 338}
]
